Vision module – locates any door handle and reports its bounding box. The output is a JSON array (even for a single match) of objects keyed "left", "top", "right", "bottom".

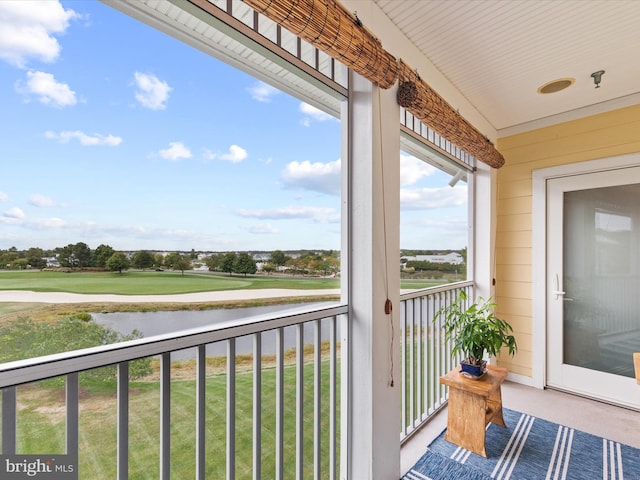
[{"left": 553, "top": 274, "right": 566, "bottom": 300}]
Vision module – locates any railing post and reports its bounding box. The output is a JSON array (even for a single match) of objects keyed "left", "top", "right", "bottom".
[
  {"left": 252, "top": 333, "right": 262, "bottom": 480},
  {"left": 196, "top": 346, "right": 206, "bottom": 480},
  {"left": 227, "top": 339, "right": 236, "bottom": 480},
  {"left": 330, "top": 316, "right": 338, "bottom": 480},
  {"left": 296, "top": 324, "right": 304, "bottom": 480},
  {"left": 401, "top": 300, "right": 407, "bottom": 436},
  {"left": 313, "top": 319, "right": 322, "bottom": 480},
  {"left": 275, "top": 327, "right": 284, "bottom": 480},
  {"left": 160, "top": 353, "right": 171, "bottom": 480},
  {"left": 2, "top": 387, "right": 17, "bottom": 455},
  {"left": 117, "top": 363, "right": 129, "bottom": 480},
  {"left": 66, "top": 373, "right": 79, "bottom": 457}
]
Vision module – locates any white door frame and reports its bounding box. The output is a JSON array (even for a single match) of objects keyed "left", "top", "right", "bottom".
[{"left": 531, "top": 152, "right": 640, "bottom": 390}]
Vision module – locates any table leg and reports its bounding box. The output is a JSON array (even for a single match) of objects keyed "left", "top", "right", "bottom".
[
  {"left": 444, "top": 388, "right": 488, "bottom": 457},
  {"left": 488, "top": 386, "right": 505, "bottom": 427}
]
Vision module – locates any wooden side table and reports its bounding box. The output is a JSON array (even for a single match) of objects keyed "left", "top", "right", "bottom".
[{"left": 439, "top": 364, "right": 508, "bottom": 457}]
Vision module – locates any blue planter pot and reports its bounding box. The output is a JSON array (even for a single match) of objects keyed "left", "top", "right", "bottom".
[{"left": 460, "top": 360, "right": 487, "bottom": 379}]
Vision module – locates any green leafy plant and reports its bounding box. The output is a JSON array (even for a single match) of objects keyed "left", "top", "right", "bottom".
[{"left": 435, "top": 291, "right": 517, "bottom": 366}]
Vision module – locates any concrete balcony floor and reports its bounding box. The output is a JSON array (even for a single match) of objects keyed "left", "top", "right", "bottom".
[{"left": 401, "top": 381, "right": 640, "bottom": 475}]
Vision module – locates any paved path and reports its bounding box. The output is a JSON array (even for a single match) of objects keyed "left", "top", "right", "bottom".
[{"left": 0, "top": 289, "right": 341, "bottom": 304}]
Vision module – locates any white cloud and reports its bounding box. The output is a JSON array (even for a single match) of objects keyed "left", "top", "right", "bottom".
[
  {"left": 400, "top": 185, "right": 467, "bottom": 209},
  {"left": 44, "top": 130, "right": 122, "bottom": 146},
  {"left": 4, "top": 207, "right": 25, "bottom": 219},
  {"left": 400, "top": 153, "right": 437, "bottom": 186},
  {"left": 29, "top": 194, "right": 55, "bottom": 207},
  {"left": 0, "top": 0, "right": 79, "bottom": 68},
  {"left": 281, "top": 159, "right": 341, "bottom": 195},
  {"left": 133, "top": 72, "right": 171, "bottom": 110},
  {"left": 235, "top": 206, "right": 339, "bottom": 224},
  {"left": 248, "top": 81, "right": 279, "bottom": 102},
  {"left": 220, "top": 145, "right": 248, "bottom": 163},
  {"left": 204, "top": 144, "right": 248, "bottom": 163},
  {"left": 246, "top": 223, "right": 279, "bottom": 234},
  {"left": 0, "top": 192, "right": 8, "bottom": 202},
  {"left": 17, "top": 70, "right": 76, "bottom": 108},
  {"left": 299, "top": 102, "right": 334, "bottom": 124},
  {"left": 159, "top": 142, "right": 192, "bottom": 161}
]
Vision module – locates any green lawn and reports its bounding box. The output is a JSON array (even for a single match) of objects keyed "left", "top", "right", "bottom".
[
  {"left": 0, "top": 270, "right": 339, "bottom": 295},
  {"left": 14, "top": 357, "right": 340, "bottom": 480},
  {"left": 0, "top": 270, "right": 447, "bottom": 295}
]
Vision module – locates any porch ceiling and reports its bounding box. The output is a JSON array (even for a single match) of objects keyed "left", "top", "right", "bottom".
[{"left": 373, "top": 0, "right": 640, "bottom": 136}]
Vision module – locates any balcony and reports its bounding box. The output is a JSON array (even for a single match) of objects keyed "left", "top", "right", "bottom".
[
  {"left": 2, "top": 281, "right": 640, "bottom": 479},
  {"left": 0, "top": 282, "right": 466, "bottom": 478},
  {"left": 6, "top": 282, "right": 640, "bottom": 479}
]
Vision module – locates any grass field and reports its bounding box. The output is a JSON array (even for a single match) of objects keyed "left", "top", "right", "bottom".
[
  {"left": 0, "top": 270, "right": 340, "bottom": 295},
  {"left": 16, "top": 354, "right": 339, "bottom": 480},
  {"left": 0, "top": 270, "right": 451, "bottom": 295}
]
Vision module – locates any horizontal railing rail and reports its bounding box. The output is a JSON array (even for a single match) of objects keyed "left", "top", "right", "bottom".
[
  {"left": 1, "top": 303, "right": 347, "bottom": 480},
  {"left": 0, "top": 304, "right": 347, "bottom": 388},
  {"left": 399, "top": 281, "right": 473, "bottom": 442}
]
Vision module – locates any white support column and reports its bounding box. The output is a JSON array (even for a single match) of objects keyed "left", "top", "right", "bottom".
[
  {"left": 473, "top": 161, "right": 496, "bottom": 301},
  {"left": 342, "top": 70, "right": 401, "bottom": 479}
]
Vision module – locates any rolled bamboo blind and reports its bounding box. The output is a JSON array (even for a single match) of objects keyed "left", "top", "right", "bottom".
[
  {"left": 240, "top": 0, "right": 504, "bottom": 168},
  {"left": 397, "top": 60, "right": 505, "bottom": 169},
  {"left": 242, "top": 0, "right": 398, "bottom": 89}
]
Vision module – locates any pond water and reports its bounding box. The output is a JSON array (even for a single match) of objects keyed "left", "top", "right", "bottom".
[{"left": 92, "top": 301, "right": 339, "bottom": 360}]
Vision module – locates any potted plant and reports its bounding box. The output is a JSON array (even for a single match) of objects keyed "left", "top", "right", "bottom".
[{"left": 435, "top": 291, "right": 517, "bottom": 378}]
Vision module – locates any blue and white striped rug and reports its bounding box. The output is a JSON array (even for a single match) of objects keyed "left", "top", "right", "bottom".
[{"left": 404, "top": 409, "right": 640, "bottom": 480}]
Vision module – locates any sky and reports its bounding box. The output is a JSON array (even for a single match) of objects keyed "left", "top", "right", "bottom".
[{"left": 0, "top": 0, "right": 468, "bottom": 253}]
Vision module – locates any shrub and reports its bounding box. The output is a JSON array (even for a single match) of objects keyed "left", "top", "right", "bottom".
[{"left": 0, "top": 316, "right": 152, "bottom": 383}]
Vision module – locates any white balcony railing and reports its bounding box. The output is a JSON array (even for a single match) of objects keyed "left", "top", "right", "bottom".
[
  {"left": 399, "top": 281, "right": 472, "bottom": 442},
  {"left": 1, "top": 304, "right": 347, "bottom": 480},
  {"left": 0, "top": 282, "right": 470, "bottom": 478}
]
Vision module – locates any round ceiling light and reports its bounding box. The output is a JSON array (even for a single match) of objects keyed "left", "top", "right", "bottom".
[{"left": 537, "top": 78, "right": 575, "bottom": 94}]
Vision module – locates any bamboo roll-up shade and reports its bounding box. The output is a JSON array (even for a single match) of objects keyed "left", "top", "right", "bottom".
[
  {"left": 397, "top": 60, "right": 505, "bottom": 169},
  {"left": 242, "top": 0, "right": 398, "bottom": 89}
]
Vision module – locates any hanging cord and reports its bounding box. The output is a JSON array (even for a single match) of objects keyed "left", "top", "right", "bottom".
[{"left": 377, "top": 87, "right": 394, "bottom": 387}]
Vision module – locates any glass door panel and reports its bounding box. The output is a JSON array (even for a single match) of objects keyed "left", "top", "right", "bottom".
[
  {"left": 563, "top": 185, "right": 640, "bottom": 378},
  {"left": 547, "top": 166, "right": 640, "bottom": 409}
]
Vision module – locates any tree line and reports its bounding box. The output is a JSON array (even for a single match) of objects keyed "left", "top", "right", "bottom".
[
  {"left": 0, "top": 244, "right": 341, "bottom": 277},
  {"left": 0, "top": 244, "right": 465, "bottom": 277},
  {"left": 0, "top": 244, "right": 194, "bottom": 273}
]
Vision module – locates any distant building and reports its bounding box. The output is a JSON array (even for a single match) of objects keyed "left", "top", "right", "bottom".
[
  {"left": 401, "top": 252, "right": 464, "bottom": 267},
  {"left": 45, "top": 257, "right": 60, "bottom": 267}
]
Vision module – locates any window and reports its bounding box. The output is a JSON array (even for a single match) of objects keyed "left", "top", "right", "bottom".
[{"left": 399, "top": 134, "right": 471, "bottom": 288}]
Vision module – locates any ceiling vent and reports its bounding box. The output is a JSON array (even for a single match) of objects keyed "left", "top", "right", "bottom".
[{"left": 537, "top": 78, "right": 575, "bottom": 94}]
